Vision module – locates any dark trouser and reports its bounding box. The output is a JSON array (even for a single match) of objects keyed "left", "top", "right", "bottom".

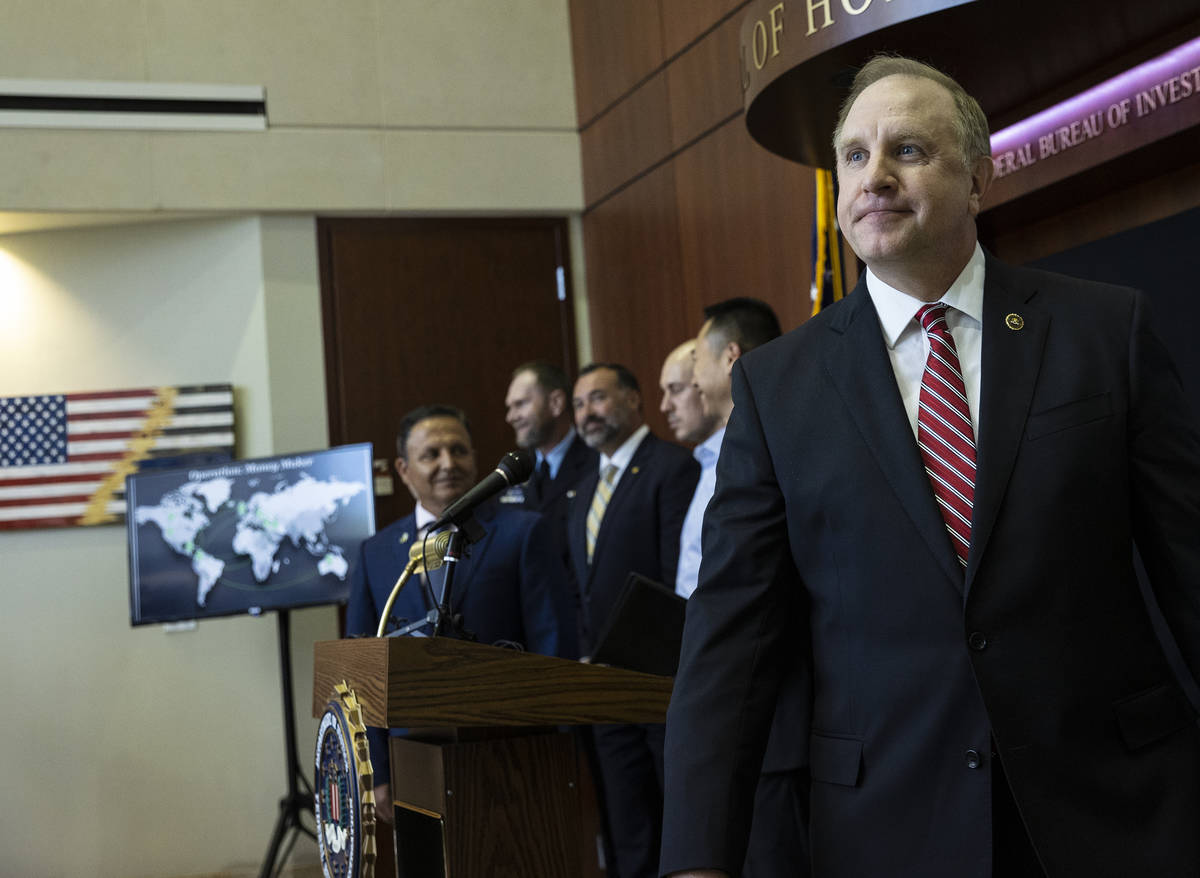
[
  {"left": 592, "top": 721, "right": 665, "bottom": 878},
  {"left": 743, "top": 768, "right": 811, "bottom": 877}
]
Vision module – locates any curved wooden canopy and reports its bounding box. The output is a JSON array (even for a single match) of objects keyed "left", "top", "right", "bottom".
[{"left": 740, "top": 0, "right": 1200, "bottom": 168}]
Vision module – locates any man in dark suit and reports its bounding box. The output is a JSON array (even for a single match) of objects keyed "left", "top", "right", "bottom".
[
  {"left": 662, "top": 55, "right": 1200, "bottom": 878},
  {"left": 686, "top": 300, "right": 808, "bottom": 878},
  {"left": 346, "top": 404, "right": 559, "bottom": 818},
  {"left": 506, "top": 360, "right": 597, "bottom": 657},
  {"left": 568, "top": 362, "right": 699, "bottom": 878}
]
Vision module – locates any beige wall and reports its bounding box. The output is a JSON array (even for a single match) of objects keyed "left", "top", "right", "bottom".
[
  {"left": 0, "top": 5, "right": 584, "bottom": 873},
  {"left": 0, "top": 216, "right": 337, "bottom": 877},
  {"left": 0, "top": 0, "right": 582, "bottom": 214}
]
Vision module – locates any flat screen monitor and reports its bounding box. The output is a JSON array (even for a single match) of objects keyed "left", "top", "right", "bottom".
[{"left": 126, "top": 443, "right": 375, "bottom": 626}]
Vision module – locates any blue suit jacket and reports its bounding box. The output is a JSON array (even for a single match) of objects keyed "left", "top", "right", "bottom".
[
  {"left": 345, "top": 499, "right": 559, "bottom": 782},
  {"left": 567, "top": 431, "right": 699, "bottom": 655},
  {"left": 662, "top": 257, "right": 1200, "bottom": 877}
]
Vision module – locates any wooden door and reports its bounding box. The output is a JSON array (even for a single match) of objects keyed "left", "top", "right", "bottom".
[{"left": 319, "top": 217, "right": 576, "bottom": 530}]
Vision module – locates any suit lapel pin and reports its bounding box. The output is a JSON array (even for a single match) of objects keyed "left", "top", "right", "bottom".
[
  {"left": 1005, "top": 313, "right": 1025, "bottom": 331},
  {"left": 566, "top": 489, "right": 577, "bottom": 499},
  {"left": 631, "top": 466, "right": 640, "bottom": 474},
  {"left": 398, "top": 532, "right": 410, "bottom": 544}
]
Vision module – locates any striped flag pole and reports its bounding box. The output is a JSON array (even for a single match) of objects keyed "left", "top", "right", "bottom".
[{"left": 0, "top": 383, "right": 235, "bottom": 530}]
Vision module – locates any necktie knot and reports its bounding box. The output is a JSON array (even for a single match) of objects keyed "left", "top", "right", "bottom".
[{"left": 917, "top": 302, "right": 950, "bottom": 334}]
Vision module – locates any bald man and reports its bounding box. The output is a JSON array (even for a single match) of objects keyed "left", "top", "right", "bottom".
[{"left": 659, "top": 340, "right": 721, "bottom": 599}]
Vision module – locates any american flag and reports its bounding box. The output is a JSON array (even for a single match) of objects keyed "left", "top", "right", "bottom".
[{"left": 0, "top": 384, "right": 235, "bottom": 530}]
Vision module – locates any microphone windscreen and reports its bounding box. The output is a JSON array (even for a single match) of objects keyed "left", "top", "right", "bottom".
[{"left": 496, "top": 448, "right": 536, "bottom": 484}]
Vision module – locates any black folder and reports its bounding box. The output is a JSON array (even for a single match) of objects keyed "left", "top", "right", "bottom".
[{"left": 589, "top": 572, "right": 686, "bottom": 677}]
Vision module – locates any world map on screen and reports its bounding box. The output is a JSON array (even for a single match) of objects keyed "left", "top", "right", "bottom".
[{"left": 134, "top": 470, "right": 367, "bottom": 608}]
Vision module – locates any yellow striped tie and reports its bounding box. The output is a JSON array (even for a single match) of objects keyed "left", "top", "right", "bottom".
[{"left": 586, "top": 464, "right": 618, "bottom": 564}]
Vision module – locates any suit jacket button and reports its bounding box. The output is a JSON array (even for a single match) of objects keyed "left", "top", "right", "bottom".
[
  {"left": 968, "top": 631, "right": 988, "bottom": 651},
  {"left": 965, "top": 749, "right": 982, "bottom": 769}
]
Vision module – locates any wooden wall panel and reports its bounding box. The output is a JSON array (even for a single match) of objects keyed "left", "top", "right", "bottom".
[
  {"left": 666, "top": 12, "right": 744, "bottom": 151},
  {"left": 659, "top": 0, "right": 748, "bottom": 60},
  {"left": 582, "top": 163, "right": 690, "bottom": 439},
  {"left": 569, "top": 0, "right": 665, "bottom": 126},
  {"left": 989, "top": 161, "right": 1200, "bottom": 265},
  {"left": 674, "top": 116, "right": 817, "bottom": 335},
  {"left": 320, "top": 218, "right": 575, "bottom": 528},
  {"left": 573, "top": 0, "right": 826, "bottom": 443},
  {"left": 580, "top": 72, "right": 672, "bottom": 207}
]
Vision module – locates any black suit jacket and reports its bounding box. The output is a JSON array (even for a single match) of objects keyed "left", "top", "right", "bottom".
[
  {"left": 662, "top": 256, "right": 1200, "bottom": 877},
  {"left": 520, "top": 432, "right": 597, "bottom": 658},
  {"left": 524, "top": 431, "right": 596, "bottom": 511},
  {"left": 567, "top": 430, "right": 699, "bottom": 655}
]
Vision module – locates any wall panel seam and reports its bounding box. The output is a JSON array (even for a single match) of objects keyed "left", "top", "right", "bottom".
[
  {"left": 577, "top": 0, "right": 751, "bottom": 133},
  {"left": 582, "top": 109, "right": 744, "bottom": 215}
]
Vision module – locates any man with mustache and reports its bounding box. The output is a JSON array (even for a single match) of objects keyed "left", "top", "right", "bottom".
[
  {"left": 661, "top": 54, "right": 1200, "bottom": 878},
  {"left": 346, "top": 404, "right": 559, "bottom": 831},
  {"left": 568, "top": 363, "right": 699, "bottom": 878}
]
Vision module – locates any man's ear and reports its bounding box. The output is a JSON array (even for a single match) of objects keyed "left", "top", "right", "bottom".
[
  {"left": 394, "top": 457, "right": 417, "bottom": 500},
  {"left": 547, "top": 387, "right": 567, "bottom": 419},
  {"left": 967, "top": 154, "right": 996, "bottom": 217},
  {"left": 724, "top": 341, "right": 743, "bottom": 376}
]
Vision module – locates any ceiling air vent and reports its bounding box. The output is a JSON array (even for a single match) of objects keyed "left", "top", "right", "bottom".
[{"left": 0, "top": 79, "right": 266, "bottom": 131}]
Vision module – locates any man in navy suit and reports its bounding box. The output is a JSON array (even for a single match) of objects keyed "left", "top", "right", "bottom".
[
  {"left": 506, "top": 360, "right": 597, "bottom": 658},
  {"left": 662, "top": 55, "right": 1200, "bottom": 877},
  {"left": 346, "top": 404, "right": 559, "bottom": 819},
  {"left": 568, "top": 362, "right": 699, "bottom": 878}
]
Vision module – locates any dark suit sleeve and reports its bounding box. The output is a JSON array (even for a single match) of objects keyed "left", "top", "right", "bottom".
[
  {"left": 345, "top": 539, "right": 378, "bottom": 638},
  {"left": 517, "top": 512, "right": 561, "bottom": 657},
  {"left": 1127, "top": 290, "right": 1200, "bottom": 686},
  {"left": 657, "top": 448, "right": 701, "bottom": 588},
  {"left": 661, "top": 361, "right": 805, "bottom": 876}
]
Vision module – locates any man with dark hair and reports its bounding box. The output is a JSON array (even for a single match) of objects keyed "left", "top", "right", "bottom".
[
  {"left": 505, "top": 360, "right": 597, "bottom": 658},
  {"left": 691, "top": 297, "right": 782, "bottom": 428},
  {"left": 568, "top": 362, "right": 698, "bottom": 878},
  {"left": 662, "top": 53, "right": 1200, "bottom": 878},
  {"left": 346, "top": 403, "right": 559, "bottom": 824},
  {"left": 675, "top": 303, "right": 801, "bottom": 878}
]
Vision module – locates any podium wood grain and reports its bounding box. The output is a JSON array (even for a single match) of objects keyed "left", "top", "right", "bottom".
[{"left": 312, "top": 637, "right": 673, "bottom": 727}]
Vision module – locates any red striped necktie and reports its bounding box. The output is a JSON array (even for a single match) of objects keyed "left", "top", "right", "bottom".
[{"left": 915, "top": 303, "right": 976, "bottom": 571}]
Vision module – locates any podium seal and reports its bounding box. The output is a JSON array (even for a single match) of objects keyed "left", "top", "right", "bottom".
[{"left": 315, "top": 681, "right": 376, "bottom": 878}]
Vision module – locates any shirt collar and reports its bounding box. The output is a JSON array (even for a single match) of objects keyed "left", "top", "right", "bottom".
[
  {"left": 600, "top": 423, "right": 650, "bottom": 474},
  {"left": 694, "top": 425, "right": 725, "bottom": 467},
  {"left": 536, "top": 426, "right": 577, "bottom": 479},
  {"left": 413, "top": 502, "right": 437, "bottom": 532},
  {"left": 866, "top": 242, "right": 986, "bottom": 349}
]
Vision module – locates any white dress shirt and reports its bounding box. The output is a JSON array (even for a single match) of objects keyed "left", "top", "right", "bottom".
[
  {"left": 675, "top": 425, "right": 725, "bottom": 599},
  {"left": 597, "top": 423, "right": 650, "bottom": 490},
  {"left": 865, "top": 242, "right": 985, "bottom": 437}
]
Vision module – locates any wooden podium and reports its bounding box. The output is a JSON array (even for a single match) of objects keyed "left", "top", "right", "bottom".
[{"left": 313, "top": 637, "right": 673, "bottom": 877}]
